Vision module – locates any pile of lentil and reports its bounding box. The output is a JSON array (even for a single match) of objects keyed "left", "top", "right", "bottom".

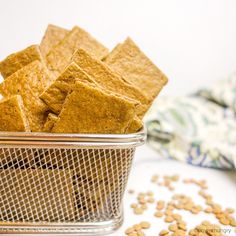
[{"left": 125, "top": 174, "right": 236, "bottom": 236}]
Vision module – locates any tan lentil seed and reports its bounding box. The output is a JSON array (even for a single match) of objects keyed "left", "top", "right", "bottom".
[
  {"left": 219, "top": 217, "right": 230, "bottom": 225},
  {"left": 156, "top": 205, "right": 164, "bottom": 211},
  {"left": 136, "top": 231, "right": 145, "bottom": 236},
  {"left": 173, "top": 214, "right": 182, "bottom": 220},
  {"left": 225, "top": 207, "right": 234, "bottom": 214},
  {"left": 202, "top": 220, "right": 210, "bottom": 226},
  {"left": 147, "top": 197, "right": 155, "bottom": 203},
  {"left": 204, "top": 207, "right": 212, "bottom": 213},
  {"left": 125, "top": 227, "right": 134, "bottom": 234},
  {"left": 165, "top": 210, "right": 173, "bottom": 216},
  {"left": 140, "top": 221, "right": 150, "bottom": 229},
  {"left": 133, "top": 224, "right": 142, "bottom": 231},
  {"left": 188, "top": 229, "right": 196, "bottom": 235},
  {"left": 168, "top": 224, "right": 178, "bottom": 232},
  {"left": 139, "top": 198, "right": 146, "bottom": 204},
  {"left": 165, "top": 216, "right": 174, "bottom": 223},
  {"left": 159, "top": 230, "right": 169, "bottom": 236},
  {"left": 230, "top": 219, "right": 236, "bottom": 227},
  {"left": 171, "top": 175, "right": 179, "bottom": 181},
  {"left": 134, "top": 208, "right": 143, "bottom": 215},
  {"left": 128, "top": 233, "right": 138, "bottom": 236},
  {"left": 178, "top": 223, "right": 187, "bottom": 231},
  {"left": 151, "top": 175, "right": 159, "bottom": 183},
  {"left": 131, "top": 203, "right": 138, "bottom": 209},
  {"left": 154, "top": 211, "right": 164, "bottom": 218},
  {"left": 172, "top": 229, "right": 185, "bottom": 236}
]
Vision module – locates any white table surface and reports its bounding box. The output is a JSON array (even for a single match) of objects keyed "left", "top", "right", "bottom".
[{"left": 111, "top": 144, "right": 236, "bottom": 235}]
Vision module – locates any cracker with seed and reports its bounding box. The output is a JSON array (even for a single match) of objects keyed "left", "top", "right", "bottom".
[
  {"left": 104, "top": 37, "right": 168, "bottom": 100},
  {"left": 43, "top": 113, "right": 58, "bottom": 132},
  {"left": 40, "top": 24, "right": 69, "bottom": 58},
  {"left": 0, "top": 61, "right": 53, "bottom": 132},
  {"left": 0, "top": 45, "right": 43, "bottom": 79},
  {"left": 40, "top": 62, "right": 97, "bottom": 114},
  {"left": 0, "top": 169, "right": 76, "bottom": 221},
  {"left": 46, "top": 26, "right": 109, "bottom": 77},
  {"left": 72, "top": 49, "right": 149, "bottom": 118},
  {"left": 0, "top": 95, "right": 30, "bottom": 132},
  {"left": 52, "top": 81, "right": 137, "bottom": 134}
]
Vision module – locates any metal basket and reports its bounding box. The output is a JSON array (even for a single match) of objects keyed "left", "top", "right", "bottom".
[{"left": 0, "top": 129, "right": 146, "bottom": 235}]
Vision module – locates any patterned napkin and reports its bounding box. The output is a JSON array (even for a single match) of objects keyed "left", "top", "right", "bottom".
[{"left": 145, "top": 74, "right": 236, "bottom": 169}]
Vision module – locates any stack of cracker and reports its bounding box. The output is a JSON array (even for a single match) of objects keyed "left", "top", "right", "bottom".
[
  {"left": 0, "top": 25, "right": 168, "bottom": 222},
  {"left": 0, "top": 24, "right": 168, "bottom": 134}
]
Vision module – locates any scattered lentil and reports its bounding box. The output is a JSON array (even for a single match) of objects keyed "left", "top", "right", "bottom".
[{"left": 126, "top": 174, "right": 235, "bottom": 235}]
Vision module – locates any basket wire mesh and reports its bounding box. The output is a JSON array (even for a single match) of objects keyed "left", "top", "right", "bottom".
[{"left": 0, "top": 130, "right": 145, "bottom": 235}]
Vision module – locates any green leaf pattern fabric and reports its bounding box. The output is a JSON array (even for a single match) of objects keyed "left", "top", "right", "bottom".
[{"left": 145, "top": 74, "right": 236, "bottom": 169}]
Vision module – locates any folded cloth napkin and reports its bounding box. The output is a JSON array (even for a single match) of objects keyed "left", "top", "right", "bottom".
[{"left": 145, "top": 73, "right": 236, "bottom": 169}]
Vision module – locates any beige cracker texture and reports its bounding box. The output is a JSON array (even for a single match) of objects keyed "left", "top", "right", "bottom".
[
  {"left": 0, "top": 45, "right": 43, "bottom": 79},
  {"left": 0, "top": 61, "right": 54, "bottom": 132},
  {"left": 43, "top": 113, "right": 58, "bottom": 132},
  {"left": 52, "top": 81, "right": 136, "bottom": 134},
  {"left": 0, "top": 169, "right": 76, "bottom": 221},
  {"left": 126, "top": 116, "right": 143, "bottom": 133},
  {"left": 41, "top": 62, "right": 142, "bottom": 132},
  {"left": 72, "top": 49, "right": 149, "bottom": 118},
  {"left": 40, "top": 24, "right": 69, "bottom": 58},
  {"left": 46, "top": 26, "right": 109, "bottom": 77},
  {"left": 0, "top": 95, "right": 30, "bottom": 132},
  {"left": 104, "top": 37, "right": 168, "bottom": 101},
  {"left": 40, "top": 62, "right": 97, "bottom": 114}
]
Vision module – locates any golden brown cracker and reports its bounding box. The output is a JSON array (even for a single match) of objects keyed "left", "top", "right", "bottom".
[
  {"left": 0, "top": 169, "right": 75, "bottom": 221},
  {"left": 40, "top": 62, "right": 97, "bottom": 114},
  {"left": 0, "top": 45, "right": 43, "bottom": 79},
  {"left": 46, "top": 26, "right": 109, "bottom": 77},
  {"left": 126, "top": 116, "right": 143, "bottom": 133},
  {"left": 40, "top": 24, "right": 69, "bottom": 58},
  {"left": 72, "top": 49, "right": 149, "bottom": 117},
  {"left": 0, "top": 95, "right": 30, "bottom": 132},
  {"left": 52, "top": 81, "right": 136, "bottom": 134},
  {"left": 0, "top": 61, "right": 53, "bottom": 132},
  {"left": 43, "top": 113, "right": 58, "bottom": 132},
  {"left": 104, "top": 37, "right": 168, "bottom": 100}
]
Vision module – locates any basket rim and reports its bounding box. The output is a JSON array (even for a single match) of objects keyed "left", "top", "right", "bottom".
[{"left": 0, "top": 127, "right": 146, "bottom": 149}]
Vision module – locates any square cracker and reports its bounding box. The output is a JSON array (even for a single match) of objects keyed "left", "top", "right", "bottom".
[
  {"left": 0, "top": 45, "right": 43, "bottom": 79},
  {"left": 104, "top": 37, "right": 168, "bottom": 100},
  {"left": 0, "top": 61, "right": 54, "bottom": 132},
  {"left": 0, "top": 169, "right": 76, "bottom": 221},
  {"left": 40, "top": 62, "right": 97, "bottom": 114},
  {"left": 52, "top": 81, "right": 137, "bottom": 134},
  {"left": 72, "top": 49, "right": 149, "bottom": 118},
  {"left": 40, "top": 24, "right": 69, "bottom": 58},
  {"left": 46, "top": 26, "right": 109, "bottom": 77},
  {"left": 0, "top": 95, "right": 30, "bottom": 132}
]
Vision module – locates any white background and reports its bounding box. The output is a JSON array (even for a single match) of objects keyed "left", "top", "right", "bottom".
[
  {"left": 0, "top": 0, "right": 235, "bottom": 235},
  {"left": 1, "top": 0, "right": 236, "bottom": 95}
]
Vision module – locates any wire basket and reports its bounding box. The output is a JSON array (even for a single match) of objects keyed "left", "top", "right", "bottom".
[{"left": 0, "top": 129, "right": 146, "bottom": 235}]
